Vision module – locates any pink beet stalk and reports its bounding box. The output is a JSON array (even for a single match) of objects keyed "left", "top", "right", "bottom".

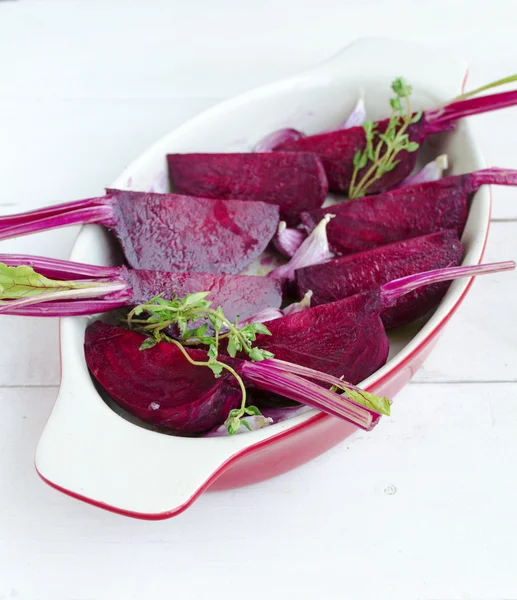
[
  {"left": 381, "top": 261, "right": 515, "bottom": 306},
  {"left": 0, "top": 198, "right": 115, "bottom": 240},
  {"left": 239, "top": 361, "right": 380, "bottom": 430},
  {"left": 0, "top": 253, "right": 120, "bottom": 280},
  {"left": 425, "top": 90, "right": 517, "bottom": 130}
]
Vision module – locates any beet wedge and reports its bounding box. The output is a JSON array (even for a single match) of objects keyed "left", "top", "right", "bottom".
[
  {"left": 85, "top": 321, "right": 384, "bottom": 434},
  {"left": 0, "top": 254, "right": 284, "bottom": 322},
  {"left": 296, "top": 230, "right": 464, "bottom": 329},
  {"left": 167, "top": 152, "right": 328, "bottom": 225},
  {"left": 301, "top": 168, "right": 517, "bottom": 255},
  {"left": 249, "top": 262, "right": 515, "bottom": 383},
  {"left": 0, "top": 190, "right": 280, "bottom": 274},
  {"left": 277, "top": 88, "right": 517, "bottom": 193},
  {"left": 85, "top": 321, "right": 243, "bottom": 435}
]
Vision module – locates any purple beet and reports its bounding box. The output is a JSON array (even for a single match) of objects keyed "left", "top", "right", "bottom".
[
  {"left": 85, "top": 321, "right": 383, "bottom": 434},
  {"left": 277, "top": 89, "right": 517, "bottom": 193},
  {"left": 301, "top": 168, "right": 517, "bottom": 255},
  {"left": 85, "top": 321, "right": 242, "bottom": 434},
  {"left": 167, "top": 152, "right": 328, "bottom": 225},
  {"left": 295, "top": 230, "right": 464, "bottom": 329},
  {"left": 249, "top": 262, "right": 515, "bottom": 382},
  {"left": 0, "top": 189, "right": 280, "bottom": 274},
  {"left": 0, "top": 254, "right": 284, "bottom": 321}
]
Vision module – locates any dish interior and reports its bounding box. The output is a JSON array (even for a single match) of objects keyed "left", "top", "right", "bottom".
[{"left": 67, "top": 74, "right": 488, "bottom": 437}]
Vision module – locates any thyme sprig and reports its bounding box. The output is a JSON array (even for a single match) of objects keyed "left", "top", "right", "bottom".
[
  {"left": 123, "top": 292, "right": 273, "bottom": 435},
  {"left": 348, "top": 77, "right": 422, "bottom": 199}
]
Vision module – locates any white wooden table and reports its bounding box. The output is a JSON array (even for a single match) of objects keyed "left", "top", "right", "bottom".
[{"left": 1, "top": 2, "right": 517, "bottom": 598}]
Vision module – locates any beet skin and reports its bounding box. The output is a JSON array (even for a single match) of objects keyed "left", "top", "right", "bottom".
[
  {"left": 295, "top": 230, "right": 464, "bottom": 329},
  {"left": 167, "top": 152, "right": 328, "bottom": 226}
]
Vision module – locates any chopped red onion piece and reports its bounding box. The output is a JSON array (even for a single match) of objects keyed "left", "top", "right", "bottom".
[
  {"left": 268, "top": 214, "right": 335, "bottom": 281},
  {"left": 399, "top": 154, "right": 449, "bottom": 188},
  {"left": 273, "top": 221, "right": 306, "bottom": 257},
  {"left": 254, "top": 128, "right": 305, "bottom": 152}
]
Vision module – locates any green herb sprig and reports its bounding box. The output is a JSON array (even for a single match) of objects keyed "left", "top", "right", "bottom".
[
  {"left": 348, "top": 77, "right": 422, "bottom": 199},
  {"left": 123, "top": 292, "right": 274, "bottom": 435}
]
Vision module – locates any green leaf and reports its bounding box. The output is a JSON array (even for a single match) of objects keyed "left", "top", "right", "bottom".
[
  {"left": 240, "top": 419, "right": 252, "bottom": 431},
  {"left": 250, "top": 323, "right": 272, "bottom": 336},
  {"left": 207, "top": 344, "right": 218, "bottom": 362},
  {"left": 358, "top": 153, "right": 368, "bottom": 169},
  {"left": 344, "top": 388, "right": 392, "bottom": 416},
  {"left": 363, "top": 120, "right": 374, "bottom": 135},
  {"left": 244, "top": 405, "right": 262, "bottom": 416},
  {"left": 391, "top": 77, "right": 411, "bottom": 98},
  {"left": 411, "top": 110, "right": 423, "bottom": 124},
  {"left": 227, "top": 335, "right": 240, "bottom": 358},
  {"left": 208, "top": 313, "right": 222, "bottom": 332},
  {"left": 139, "top": 337, "right": 159, "bottom": 350},
  {"left": 184, "top": 291, "right": 211, "bottom": 307},
  {"left": 0, "top": 263, "right": 95, "bottom": 300},
  {"left": 384, "top": 159, "right": 400, "bottom": 173},
  {"left": 227, "top": 419, "right": 242, "bottom": 435},
  {"left": 183, "top": 324, "right": 208, "bottom": 340},
  {"left": 406, "top": 141, "right": 419, "bottom": 152},
  {"left": 397, "top": 133, "right": 409, "bottom": 146},
  {"left": 353, "top": 149, "right": 363, "bottom": 168},
  {"left": 248, "top": 347, "right": 274, "bottom": 362},
  {"left": 390, "top": 97, "right": 402, "bottom": 112},
  {"left": 208, "top": 361, "right": 223, "bottom": 378}
]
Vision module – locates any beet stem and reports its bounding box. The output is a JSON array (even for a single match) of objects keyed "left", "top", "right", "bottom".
[
  {"left": 262, "top": 358, "right": 391, "bottom": 415},
  {"left": 0, "top": 254, "right": 121, "bottom": 280},
  {"left": 0, "top": 255, "right": 130, "bottom": 315},
  {"left": 381, "top": 261, "right": 515, "bottom": 306},
  {"left": 0, "top": 197, "right": 103, "bottom": 228},
  {"left": 426, "top": 90, "right": 517, "bottom": 127},
  {"left": 0, "top": 282, "right": 129, "bottom": 314},
  {"left": 0, "top": 298, "right": 128, "bottom": 317},
  {"left": 241, "top": 361, "right": 379, "bottom": 430},
  {"left": 469, "top": 167, "right": 517, "bottom": 190},
  {"left": 0, "top": 201, "right": 114, "bottom": 241}
]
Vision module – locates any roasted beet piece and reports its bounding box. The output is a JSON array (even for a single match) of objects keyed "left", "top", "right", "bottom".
[
  {"left": 295, "top": 230, "right": 463, "bottom": 329},
  {"left": 0, "top": 190, "right": 280, "bottom": 274},
  {"left": 301, "top": 168, "right": 517, "bottom": 255},
  {"left": 0, "top": 254, "right": 284, "bottom": 322},
  {"left": 167, "top": 152, "right": 328, "bottom": 225}
]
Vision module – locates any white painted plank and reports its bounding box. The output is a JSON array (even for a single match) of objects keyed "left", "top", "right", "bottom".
[
  {"left": 1, "top": 383, "right": 516, "bottom": 599},
  {"left": 413, "top": 220, "right": 517, "bottom": 383}
]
